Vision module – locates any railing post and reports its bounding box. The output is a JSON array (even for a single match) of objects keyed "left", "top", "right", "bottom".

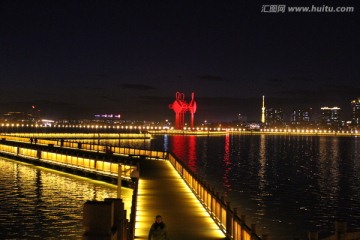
[
  {"left": 226, "top": 202, "right": 232, "bottom": 239},
  {"left": 216, "top": 192, "right": 220, "bottom": 218},
  {"left": 241, "top": 214, "right": 246, "bottom": 240},
  {"left": 251, "top": 223, "right": 256, "bottom": 239},
  {"left": 233, "top": 208, "right": 238, "bottom": 238}
]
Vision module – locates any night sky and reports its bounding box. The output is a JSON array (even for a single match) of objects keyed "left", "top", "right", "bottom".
[{"left": 1, "top": 1, "right": 359, "bottom": 122}]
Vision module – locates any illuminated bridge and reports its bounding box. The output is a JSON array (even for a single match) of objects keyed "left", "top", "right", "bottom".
[{"left": 0, "top": 133, "right": 264, "bottom": 240}]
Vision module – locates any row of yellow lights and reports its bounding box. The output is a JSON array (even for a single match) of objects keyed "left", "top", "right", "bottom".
[
  {"left": 1, "top": 123, "right": 359, "bottom": 134},
  {"left": 0, "top": 123, "right": 225, "bottom": 131},
  {"left": 261, "top": 128, "right": 359, "bottom": 134},
  {"left": 0, "top": 123, "right": 230, "bottom": 131},
  {"left": 0, "top": 123, "right": 159, "bottom": 129}
]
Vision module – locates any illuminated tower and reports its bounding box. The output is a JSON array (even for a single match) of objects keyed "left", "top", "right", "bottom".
[{"left": 261, "top": 95, "right": 265, "bottom": 123}]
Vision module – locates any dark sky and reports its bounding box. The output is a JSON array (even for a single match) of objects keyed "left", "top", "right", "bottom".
[{"left": 1, "top": 1, "right": 359, "bottom": 122}]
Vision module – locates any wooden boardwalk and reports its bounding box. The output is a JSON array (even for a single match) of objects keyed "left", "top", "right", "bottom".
[{"left": 135, "top": 159, "right": 227, "bottom": 240}]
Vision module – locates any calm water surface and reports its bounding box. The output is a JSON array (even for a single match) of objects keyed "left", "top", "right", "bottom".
[
  {"left": 150, "top": 134, "right": 360, "bottom": 239},
  {"left": 0, "top": 158, "right": 133, "bottom": 240}
]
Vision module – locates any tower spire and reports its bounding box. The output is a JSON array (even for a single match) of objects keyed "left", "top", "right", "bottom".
[{"left": 261, "top": 95, "right": 265, "bottom": 123}]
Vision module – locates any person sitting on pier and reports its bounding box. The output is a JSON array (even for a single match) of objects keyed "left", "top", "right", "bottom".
[{"left": 148, "top": 215, "right": 168, "bottom": 240}]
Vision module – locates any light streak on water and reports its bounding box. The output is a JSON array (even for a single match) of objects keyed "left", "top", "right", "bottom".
[{"left": 0, "top": 157, "right": 133, "bottom": 240}]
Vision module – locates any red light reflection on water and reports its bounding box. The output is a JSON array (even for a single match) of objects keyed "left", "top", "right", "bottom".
[
  {"left": 170, "top": 135, "right": 197, "bottom": 172},
  {"left": 222, "top": 134, "right": 231, "bottom": 192}
]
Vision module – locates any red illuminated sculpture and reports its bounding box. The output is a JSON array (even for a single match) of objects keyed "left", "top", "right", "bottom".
[
  {"left": 169, "top": 92, "right": 197, "bottom": 129},
  {"left": 188, "top": 92, "right": 197, "bottom": 129}
]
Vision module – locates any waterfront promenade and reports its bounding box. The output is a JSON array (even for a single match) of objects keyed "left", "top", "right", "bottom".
[
  {"left": 136, "top": 159, "right": 227, "bottom": 240},
  {"left": 0, "top": 133, "right": 262, "bottom": 240}
]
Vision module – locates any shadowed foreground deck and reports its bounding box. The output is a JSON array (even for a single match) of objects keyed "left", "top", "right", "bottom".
[{"left": 135, "top": 159, "right": 227, "bottom": 240}]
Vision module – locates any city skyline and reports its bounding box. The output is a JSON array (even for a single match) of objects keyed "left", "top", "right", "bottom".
[
  {"left": 1, "top": 1, "right": 359, "bottom": 121},
  {"left": 1, "top": 95, "right": 359, "bottom": 126}
]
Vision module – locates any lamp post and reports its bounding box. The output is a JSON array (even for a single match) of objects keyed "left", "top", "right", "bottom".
[{"left": 117, "top": 164, "right": 122, "bottom": 198}]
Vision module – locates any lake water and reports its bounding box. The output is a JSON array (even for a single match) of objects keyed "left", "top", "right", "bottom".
[
  {"left": 0, "top": 157, "right": 133, "bottom": 240},
  {"left": 150, "top": 134, "right": 360, "bottom": 239},
  {"left": 1, "top": 134, "right": 360, "bottom": 239}
]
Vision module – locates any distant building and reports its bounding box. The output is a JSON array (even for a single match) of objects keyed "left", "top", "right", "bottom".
[
  {"left": 1, "top": 111, "right": 34, "bottom": 123},
  {"left": 291, "top": 108, "right": 312, "bottom": 126},
  {"left": 237, "top": 113, "right": 247, "bottom": 123},
  {"left": 351, "top": 98, "right": 360, "bottom": 126},
  {"left": 94, "top": 114, "right": 121, "bottom": 119},
  {"left": 266, "top": 107, "right": 283, "bottom": 126},
  {"left": 93, "top": 113, "right": 122, "bottom": 125},
  {"left": 320, "top": 107, "right": 341, "bottom": 128}
]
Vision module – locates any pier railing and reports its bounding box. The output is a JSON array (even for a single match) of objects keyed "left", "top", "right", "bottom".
[
  {"left": 2, "top": 132, "right": 151, "bottom": 139},
  {"left": 0, "top": 138, "right": 137, "bottom": 181},
  {"left": 0, "top": 134, "right": 166, "bottom": 159},
  {"left": 168, "top": 153, "right": 263, "bottom": 240}
]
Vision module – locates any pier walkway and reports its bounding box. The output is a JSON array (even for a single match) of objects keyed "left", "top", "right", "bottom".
[{"left": 136, "top": 159, "right": 227, "bottom": 240}]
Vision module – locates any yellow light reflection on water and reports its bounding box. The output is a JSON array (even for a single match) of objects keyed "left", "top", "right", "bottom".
[{"left": 2, "top": 157, "right": 133, "bottom": 219}]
